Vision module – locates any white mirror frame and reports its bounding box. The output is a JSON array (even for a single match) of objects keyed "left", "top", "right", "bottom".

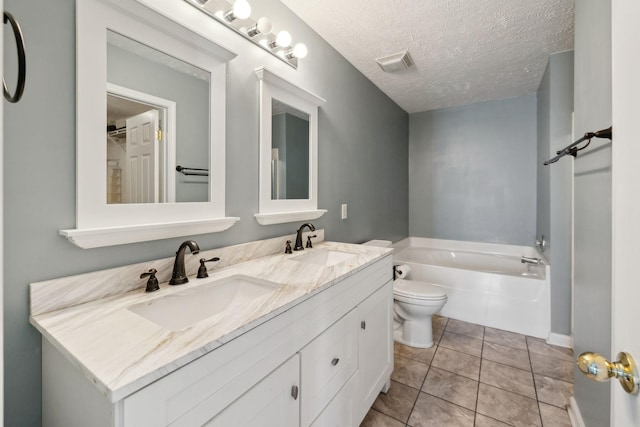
[
  {"left": 254, "top": 68, "right": 327, "bottom": 225},
  {"left": 60, "top": 0, "right": 239, "bottom": 248}
]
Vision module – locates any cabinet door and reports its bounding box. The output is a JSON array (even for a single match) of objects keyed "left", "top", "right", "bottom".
[
  {"left": 310, "top": 374, "right": 357, "bottom": 427},
  {"left": 205, "top": 354, "right": 300, "bottom": 427},
  {"left": 356, "top": 281, "right": 393, "bottom": 421}
]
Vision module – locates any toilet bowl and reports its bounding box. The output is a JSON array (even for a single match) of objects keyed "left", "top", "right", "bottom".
[
  {"left": 393, "top": 279, "right": 447, "bottom": 348},
  {"left": 361, "top": 240, "right": 448, "bottom": 349}
]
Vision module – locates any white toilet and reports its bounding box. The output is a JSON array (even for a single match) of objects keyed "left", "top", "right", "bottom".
[
  {"left": 393, "top": 278, "right": 447, "bottom": 348},
  {"left": 363, "top": 240, "right": 448, "bottom": 349}
]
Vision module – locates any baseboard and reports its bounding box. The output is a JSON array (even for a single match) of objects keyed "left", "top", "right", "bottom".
[
  {"left": 547, "top": 332, "right": 573, "bottom": 348},
  {"left": 568, "top": 396, "right": 586, "bottom": 427}
]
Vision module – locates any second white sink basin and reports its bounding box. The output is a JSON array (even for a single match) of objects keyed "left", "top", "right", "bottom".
[
  {"left": 292, "top": 249, "right": 357, "bottom": 266},
  {"left": 128, "top": 274, "right": 281, "bottom": 330}
]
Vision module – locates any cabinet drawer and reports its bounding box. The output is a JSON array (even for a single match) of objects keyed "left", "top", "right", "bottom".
[{"left": 300, "top": 309, "right": 358, "bottom": 427}]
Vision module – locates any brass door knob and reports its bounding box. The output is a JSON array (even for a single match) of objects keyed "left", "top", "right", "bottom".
[{"left": 577, "top": 351, "right": 639, "bottom": 394}]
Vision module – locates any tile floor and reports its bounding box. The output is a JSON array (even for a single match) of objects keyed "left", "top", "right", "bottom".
[{"left": 361, "top": 315, "right": 574, "bottom": 427}]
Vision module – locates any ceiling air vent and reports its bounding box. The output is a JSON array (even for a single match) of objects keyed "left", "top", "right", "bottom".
[{"left": 375, "top": 50, "right": 414, "bottom": 73}]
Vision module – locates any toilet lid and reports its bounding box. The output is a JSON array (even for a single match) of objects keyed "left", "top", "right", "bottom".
[{"left": 394, "top": 279, "right": 447, "bottom": 300}]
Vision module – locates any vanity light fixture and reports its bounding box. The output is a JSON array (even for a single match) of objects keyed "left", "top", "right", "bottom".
[
  {"left": 184, "top": 0, "right": 306, "bottom": 68},
  {"left": 247, "top": 17, "right": 272, "bottom": 37},
  {"left": 223, "top": 0, "right": 251, "bottom": 22}
]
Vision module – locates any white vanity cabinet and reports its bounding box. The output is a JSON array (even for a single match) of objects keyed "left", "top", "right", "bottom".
[
  {"left": 304, "top": 282, "right": 393, "bottom": 427},
  {"left": 41, "top": 255, "right": 393, "bottom": 427}
]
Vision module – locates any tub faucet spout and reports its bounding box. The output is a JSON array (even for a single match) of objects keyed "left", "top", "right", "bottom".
[{"left": 521, "top": 256, "right": 542, "bottom": 265}]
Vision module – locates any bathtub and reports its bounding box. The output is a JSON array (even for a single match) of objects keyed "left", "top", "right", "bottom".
[{"left": 392, "top": 237, "right": 550, "bottom": 339}]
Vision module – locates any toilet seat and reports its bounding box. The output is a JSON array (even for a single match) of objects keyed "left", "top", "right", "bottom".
[{"left": 393, "top": 279, "right": 447, "bottom": 301}]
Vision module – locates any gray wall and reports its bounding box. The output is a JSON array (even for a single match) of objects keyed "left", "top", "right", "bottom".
[
  {"left": 408, "top": 95, "right": 537, "bottom": 245},
  {"left": 2, "top": 0, "right": 409, "bottom": 424},
  {"left": 272, "top": 112, "right": 310, "bottom": 199},
  {"left": 284, "top": 114, "right": 309, "bottom": 199},
  {"left": 573, "top": 0, "right": 612, "bottom": 425},
  {"left": 536, "top": 61, "right": 551, "bottom": 253},
  {"left": 536, "top": 51, "right": 574, "bottom": 336}
]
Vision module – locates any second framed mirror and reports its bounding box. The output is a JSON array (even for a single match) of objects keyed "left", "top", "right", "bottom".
[{"left": 254, "top": 68, "right": 326, "bottom": 225}]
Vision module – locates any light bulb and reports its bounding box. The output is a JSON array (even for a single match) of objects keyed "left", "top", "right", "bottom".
[
  {"left": 247, "top": 17, "right": 272, "bottom": 37},
  {"left": 292, "top": 43, "right": 308, "bottom": 59},
  {"left": 275, "top": 30, "right": 292, "bottom": 48},
  {"left": 224, "top": 0, "right": 251, "bottom": 21},
  {"left": 233, "top": 0, "right": 251, "bottom": 19}
]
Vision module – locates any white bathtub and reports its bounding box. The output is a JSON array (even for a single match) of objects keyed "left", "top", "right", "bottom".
[{"left": 393, "top": 237, "right": 550, "bottom": 338}]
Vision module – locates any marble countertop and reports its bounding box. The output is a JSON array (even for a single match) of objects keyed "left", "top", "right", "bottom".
[{"left": 30, "top": 240, "right": 392, "bottom": 402}]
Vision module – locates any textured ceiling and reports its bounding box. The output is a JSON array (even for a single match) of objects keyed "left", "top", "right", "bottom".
[{"left": 280, "top": 0, "right": 574, "bottom": 113}]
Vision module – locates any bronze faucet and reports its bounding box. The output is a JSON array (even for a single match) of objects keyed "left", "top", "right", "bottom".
[{"left": 169, "top": 240, "right": 200, "bottom": 285}]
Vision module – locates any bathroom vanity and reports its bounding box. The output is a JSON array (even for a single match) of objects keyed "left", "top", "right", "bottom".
[{"left": 31, "top": 235, "right": 393, "bottom": 426}]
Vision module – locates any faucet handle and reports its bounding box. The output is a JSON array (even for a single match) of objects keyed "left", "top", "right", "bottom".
[
  {"left": 306, "top": 234, "right": 317, "bottom": 248},
  {"left": 140, "top": 268, "right": 159, "bottom": 293},
  {"left": 285, "top": 240, "right": 293, "bottom": 254},
  {"left": 197, "top": 257, "right": 220, "bottom": 279}
]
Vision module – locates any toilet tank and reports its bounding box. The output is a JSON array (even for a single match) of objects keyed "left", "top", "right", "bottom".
[{"left": 362, "top": 240, "right": 392, "bottom": 248}]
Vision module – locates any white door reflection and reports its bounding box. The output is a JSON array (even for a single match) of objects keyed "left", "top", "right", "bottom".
[{"left": 106, "top": 92, "right": 170, "bottom": 203}]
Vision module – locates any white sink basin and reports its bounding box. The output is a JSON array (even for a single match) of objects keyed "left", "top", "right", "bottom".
[
  {"left": 128, "top": 275, "right": 281, "bottom": 330},
  {"left": 292, "top": 249, "right": 357, "bottom": 266}
]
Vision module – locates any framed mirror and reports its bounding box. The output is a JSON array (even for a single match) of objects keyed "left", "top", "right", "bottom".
[
  {"left": 254, "top": 68, "right": 326, "bottom": 225},
  {"left": 61, "top": 0, "right": 239, "bottom": 248}
]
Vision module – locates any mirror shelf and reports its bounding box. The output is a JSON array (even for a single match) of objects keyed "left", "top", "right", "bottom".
[
  {"left": 66, "top": 0, "right": 238, "bottom": 248},
  {"left": 254, "top": 210, "right": 327, "bottom": 226},
  {"left": 60, "top": 218, "right": 240, "bottom": 249},
  {"left": 255, "top": 67, "right": 326, "bottom": 225}
]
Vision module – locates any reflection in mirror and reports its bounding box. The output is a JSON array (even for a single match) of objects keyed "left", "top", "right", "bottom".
[
  {"left": 107, "top": 93, "right": 167, "bottom": 203},
  {"left": 106, "top": 30, "right": 210, "bottom": 204},
  {"left": 271, "top": 99, "right": 310, "bottom": 200}
]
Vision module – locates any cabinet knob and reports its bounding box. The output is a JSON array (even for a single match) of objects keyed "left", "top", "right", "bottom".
[
  {"left": 291, "top": 385, "right": 299, "bottom": 400},
  {"left": 331, "top": 357, "right": 340, "bottom": 366},
  {"left": 361, "top": 321, "right": 366, "bottom": 330}
]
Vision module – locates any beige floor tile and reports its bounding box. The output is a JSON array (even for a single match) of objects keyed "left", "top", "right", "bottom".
[
  {"left": 534, "top": 374, "right": 573, "bottom": 408},
  {"left": 361, "top": 408, "right": 405, "bottom": 427},
  {"left": 372, "top": 380, "right": 420, "bottom": 423},
  {"left": 474, "top": 414, "right": 512, "bottom": 427},
  {"left": 433, "top": 327, "right": 444, "bottom": 345},
  {"left": 394, "top": 342, "right": 437, "bottom": 365},
  {"left": 476, "top": 384, "right": 542, "bottom": 427},
  {"left": 440, "top": 331, "right": 484, "bottom": 357},
  {"left": 433, "top": 314, "right": 449, "bottom": 329},
  {"left": 539, "top": 402, "right": 572, "bottom": 427},
  {"left": 408, "top": 393, "right": 475, "bottom": 427},
  {"left": 480, "top": 359, "right": 536, "bottom": 399},
  {"left": 446, "top": 319, "right": 485, "bottom": 339},
  {"left": 391, "top": 354, "right": 429, "bottom": 389},
  {"left": 432, "top": 347, "right": 481, "bottom": 380},
  {"left": 526, "top": 337, "right": 574, "bottom": 362},
  {"left": 530, "top": 352, "right": 573, "bottom": 383},
  {"left": 484, "top": 327, "right": 527, "bottom": 351},
  {"left": 422, "top": 367, "right": 479, "bottom": 410},
  {"left": 482, "top": 341, "right": 531, "bottom": 371}
]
